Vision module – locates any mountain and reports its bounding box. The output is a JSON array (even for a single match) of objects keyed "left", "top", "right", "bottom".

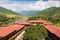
[
  {"left": 0, "top": 7, "right": 21, "bottom": 15},
  {"left": 36, "top": 7, "right": 60, "bottom": 21},
  {"left": 28, "top": 7, "right": 60, "bottom": 24},
  {"left": 0, "top": 7, "right": 21, "bottom": 25},
  {"left": 36, "top": 7, "right": 60, "bottom": 16},
  {"left": 20, "top": 10, "right": 40, "bottom": 16}
]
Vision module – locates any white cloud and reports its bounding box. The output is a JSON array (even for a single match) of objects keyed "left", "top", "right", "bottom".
[
  {"left": 11, "top": 1, "right": 47, "bottom": 11},
  {"left": 0, "top": 1, "right": 60, "bottom": 12},
  {"left": 45, "top": 1, "right": 60, "bottom": 7},
  {"left": 16, "top": 1, "right": 60, "bottom": 11},
  {"left": 0, "top": 0, "right": 8, "bottom": 1},
  {"left": 0, "top": 0, "right": 9, "bottom": 3}
]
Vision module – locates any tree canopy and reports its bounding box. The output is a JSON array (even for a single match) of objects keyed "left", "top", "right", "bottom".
[{"left": 24, "top": 25, "right": 48, "bottom": 40}]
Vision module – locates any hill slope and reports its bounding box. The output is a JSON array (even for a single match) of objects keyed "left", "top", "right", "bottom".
[
  {"left": 0, "top": 7, "right": 20, "bottom": 15},
  {"left": 28, "top": 7, "right": 60, "bottom": 27},
  {"left": 20, "top": 11, "right": 40, "bottom": 16},
  {"left": 0, "top": 7, "right": 21, "bottom": 26}
]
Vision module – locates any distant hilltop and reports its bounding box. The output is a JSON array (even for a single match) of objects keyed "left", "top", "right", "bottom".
[{"left": 0, "top": 6, "right": 21, "bottom": 15}]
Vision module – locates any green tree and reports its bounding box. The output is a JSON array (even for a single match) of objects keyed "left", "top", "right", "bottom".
[
  {"left": 24, "top": 25, "right": 48, "bottom": 40},
  {"left": 0, "top": 14, "right": 8, "bottom": 22}
]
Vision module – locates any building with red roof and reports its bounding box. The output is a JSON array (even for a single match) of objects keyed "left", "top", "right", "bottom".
[
  {"left": 0, "top": 24, "right": 24, "bottom": 40},
  {"left": 29, "top": 20, "right": 46, "bottom": 24},
  {"left": 43, "top": 22, "right": 53, "bottom": 26},
  {"left": 0, "top": 20, "right": 60, "bottom": 40},
  {"left": 29, "top": 20, "right": 46, "bottom": 23},
  {"left": 44, "top": 25, "right": 60, "bottom": 37},
  {"left": 16, "top": 22, "right": 35, "bottom": 26},
  {"left": 44, "top": 25, "right": 60, "bottom": 40}
]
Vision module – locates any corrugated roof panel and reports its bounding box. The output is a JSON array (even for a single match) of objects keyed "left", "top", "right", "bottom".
[{"left": 0, "top": 24, "right": 24, "bottom": 38}]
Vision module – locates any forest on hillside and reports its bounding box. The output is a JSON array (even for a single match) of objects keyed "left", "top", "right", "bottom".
[
  {"left": 28, "top": 7, "right": 60, "bottom": 28},
  {"left": 0, "top": 7, "right": 21, "bottom": 26}
]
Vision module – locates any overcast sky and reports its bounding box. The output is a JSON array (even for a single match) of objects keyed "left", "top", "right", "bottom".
[{"left": 0, "top": 0, "right": 60, "bottom": 12}]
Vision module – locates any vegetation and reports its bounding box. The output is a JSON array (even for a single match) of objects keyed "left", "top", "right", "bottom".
[
  {"left": 0, "top": 7, "right": 20, "bottom": 15},
  {"left": 28, "top": 7, "right": 60, "bottom": 28},
  {"left": 55, "top": 23, "right": 60, "bottom": 28},
  {"left": 0, "top": 14, "right": 8, "bottom": 22},
  {"left": 0, "top": 7, "right": 21, "bottom": 26},
  {"left": 24, "top": 24, "right": 48, "bottom": 40}
]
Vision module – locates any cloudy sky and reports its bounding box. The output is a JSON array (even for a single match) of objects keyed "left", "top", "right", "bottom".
[{"left": 0, "top": 0, "right": 60, "bottom": 12}]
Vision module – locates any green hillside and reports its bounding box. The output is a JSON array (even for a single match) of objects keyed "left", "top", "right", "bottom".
[
  {"left": 28, "top": 7, "right": 60, "bottom": 28},
  {"left": 0, "top": 7, "right": 21, "bottom": 26},
  {"left": 0, "top": 7, "right": 20, "bottom": 15}
]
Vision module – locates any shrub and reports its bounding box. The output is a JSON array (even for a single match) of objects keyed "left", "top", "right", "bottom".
[{"left": 0, "top": 14, "right": 8, "bottom": 22}]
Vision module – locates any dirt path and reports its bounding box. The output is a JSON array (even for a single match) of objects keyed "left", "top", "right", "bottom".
[{"left": 14, "top": 30, "right": 25, "bottom": 40}]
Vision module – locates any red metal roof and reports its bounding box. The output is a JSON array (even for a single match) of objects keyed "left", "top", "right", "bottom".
[
  {"left": 44, "top": 25, "right": 60, "bottom": 38},
  {"left": 0, "top": 24, "right": 24, "bottom": 37},
  {"left": 29, "top": 20, "right": 46, "bottom": 23},
  {"left": 0, "top": 20, "right": 60, "bottom": 38},
  {"left": 16, "top": 22, "right": 35, "bottom": 26},
  {"left": 43, "top": 22, "right": 53, "bottom": 25},
  {"left": 16, "top": 22, "right": 30, "bottom": 25}
]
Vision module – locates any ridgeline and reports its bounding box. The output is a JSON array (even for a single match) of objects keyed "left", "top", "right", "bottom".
[
  {"left": 0, "top": 7, "right": 21, "bottom": 26},
  {"left": 28, "top": 7, "right": 60, "bottom": 28}
]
